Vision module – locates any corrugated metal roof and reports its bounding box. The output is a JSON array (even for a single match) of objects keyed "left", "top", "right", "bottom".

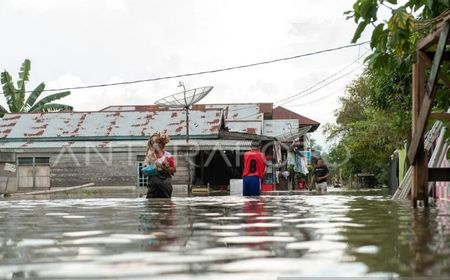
[
  {"left": 273, "top": 106, "right": 320, "bottom": 132},
  {"left": 263, "top": 119, "right": 299, "bottom": 137},
  {"left": 102, "top": 103, "right": 273, "bottom": 120},
  {"left": 225, "top": 120, "right": 263, "bottom": 135},
  {"left": 0, "top": 139, "right": 251, "bottom": 150},
  {"left": 201, "top": 104, "right": 265, "bottom": 120},
  {"left": 0, "top": 109, "right": 223, "bottom": 140}
]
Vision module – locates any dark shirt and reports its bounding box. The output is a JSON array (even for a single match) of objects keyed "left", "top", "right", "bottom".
[{"left": 314, "top": 165, "right": 329, "bottom": 183}]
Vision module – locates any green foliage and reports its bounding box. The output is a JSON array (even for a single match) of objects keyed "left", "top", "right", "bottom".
[
  {"left": 326, "top": 74, "right": 410, "bottom": 184},
  {"left": 0, "top": 59, "right": 73, "bottom": 117},
  {"left": 347, "top": 0, "right": 450, "bottom": 73},
  {"left": 337, "top": 0, "right": 450, "bottom": 183}
]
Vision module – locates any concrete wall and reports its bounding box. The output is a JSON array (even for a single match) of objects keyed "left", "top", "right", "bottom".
[
  {"left": 50, "top": 151, "right": 137, "bottom": 187},
  {"left": 0, "top": 149, "right": 191, "bottom": 190}
]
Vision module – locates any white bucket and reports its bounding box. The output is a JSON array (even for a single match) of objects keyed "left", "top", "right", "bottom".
[{"left": 230, "top": 179, "right": 243, "bottom": 196}]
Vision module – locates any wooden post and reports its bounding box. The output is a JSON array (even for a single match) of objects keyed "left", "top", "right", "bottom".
[
  {"left": 412, "top": 61, "right": 419, "bottom": 207},
  {"left": 412, "top": 55, "right": 426, "bottom": 208},
  {"left": 408, "top": 23, "right": 450, "bottom": 164},
  {"left": 423, "top": 151, "right": 429, "bottom": 207}
]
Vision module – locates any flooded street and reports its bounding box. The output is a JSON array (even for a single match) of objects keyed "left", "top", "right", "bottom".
[{"left": 1, "top": 191, "right": 450, "bottom": 279}]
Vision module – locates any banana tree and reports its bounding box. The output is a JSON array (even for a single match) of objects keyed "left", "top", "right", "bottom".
[{"left": 0, "top": 59, "right": 73, "bottom": 117}]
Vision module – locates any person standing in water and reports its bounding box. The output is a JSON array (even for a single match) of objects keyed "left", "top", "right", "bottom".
[
  {"left": 242, "top": 140, "right": 266, "bottom": 196},
  {"left": 314, "top": 159, "right": 329, "bottom": 193},
  {"left": 143, "top": 131, "right": 176, "bottom": 198}
]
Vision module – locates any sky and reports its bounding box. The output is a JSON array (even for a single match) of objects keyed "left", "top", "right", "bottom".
[{"left": 0, "top": 0, "right": 374, "bottom": 150}]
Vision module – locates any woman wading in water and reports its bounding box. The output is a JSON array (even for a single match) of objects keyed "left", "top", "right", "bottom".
[{"left": 143, "top": 131, "right": 176, "bottom": 198}]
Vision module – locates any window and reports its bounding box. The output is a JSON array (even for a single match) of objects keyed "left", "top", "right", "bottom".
[
  {"left": 35, "top": 157, "right": 50, "bottom": 165},
  {"left": 18, "top": 157, "right": 34, "bottom": 165},
  {"left": 18, "top": 157, "right": 49, "bottom": 166},
  {"left": 136, "top": 155, "right": 148, "bottom": 188}
]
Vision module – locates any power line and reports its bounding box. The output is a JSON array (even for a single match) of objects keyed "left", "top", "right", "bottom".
[
  {"left": 274, "top": 49, "right": 369, "bottom": 106},
  {"left": 287, "top": 87, "right": 346, "bottom": 107},
  {"left": 236, "top": 73, "right": 356, "bottom": 118},
  {"left": 223, "top": 63, "right": 365, "bottom": 117},
  {"left": 277, "top": 64, "right": 363, "bottom": 107},
  {"left": 1, "top": 41, "right": 369, "bottom": 94},
  {"left": 218, "top": 49, "right": 369, "bottom": 112}
]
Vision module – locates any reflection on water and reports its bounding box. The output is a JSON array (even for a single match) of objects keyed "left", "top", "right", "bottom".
[{"left": 0, "top": 193, "right": 449, "bottom": 279}]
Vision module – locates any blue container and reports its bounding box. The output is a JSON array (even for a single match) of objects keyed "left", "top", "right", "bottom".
[{"left": 141, "top": 165, "right": 159, "bottom": 176}]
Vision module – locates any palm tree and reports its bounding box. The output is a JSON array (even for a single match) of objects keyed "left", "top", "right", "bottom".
[{"left": 0, "top": 59, "right": 73, "bottom": 117}]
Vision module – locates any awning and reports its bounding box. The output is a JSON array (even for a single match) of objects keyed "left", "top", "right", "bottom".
[
  {"left": 0, "top": 139, "right": 253, "bottom": 151},
  {"left": 168, "top": 140, "right": 252, "bottom": 150}
]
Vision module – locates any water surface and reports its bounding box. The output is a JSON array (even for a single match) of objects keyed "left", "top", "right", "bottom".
[{"left": 0, "top": 191, "right": 449, "bottom": 279}]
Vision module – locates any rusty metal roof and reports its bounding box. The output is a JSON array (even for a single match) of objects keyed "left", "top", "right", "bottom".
[
  {"left": 263, "top": 119, "right": 299, "bottom": 137},
  {"left": 225, "top": 120, "right": 263, "bottom": 135},
  {"left": 0, "top": 109, "right": 223, "bottom": 141},
  {"left": 199, "top": 103, "right": 266, "bottom": 120},
  {"left": 95, "top": 103, "right": 321, "bottom": 137},
  {"left": 225, "top": 119, "right": 302, "bottom": 137},
  {"left": 273, "top": 106, "right": 320, "bottom": 132},
  {"left": 102, "top": 103, "right": 274, "bottom": 120}
]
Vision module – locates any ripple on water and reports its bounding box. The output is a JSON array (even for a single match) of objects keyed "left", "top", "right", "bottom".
[
  {"left": 62, "top": 230, "right": 104, "bottom": 237},
  {"left": 355, "top": 245, "right": 379, "bottom": 254},
  {"left": 241, "top": 222, "right": 282, "bottom": 228},
  {"left": 94, "top": 248, "right": 272, "bottom": 265},
  {"left": 210, "top": 216, "right": 243, "bottom": 221},
  {"left": 45, "top": 212, "right": 69, "bottom": 216},
  {"left": 212, "top": 257, "right": 303, "bottom": 273},
  {"left": 217, "top": 236, "right": 296, "bottom": 244},
  {"left": 235, "top": 213, "right": 258, "bottom": 217},
  {"left": 38, "top": 262, "right": 190, "bottom": 278},
  {"left": 16, "top": 239, "right": 56, "bottom": 247},
  {"left": 200, "top": 213, "right": 223, "bottom": 217},
  {"left": 65, "top": 236, "right": 133, "bottom": 245},
  {"left": 296, "top": 222, "right": 364, "bottom": 229},
  {"left": 286, "top": 240, "right": 347, "bottom": 252},
  {"left": 321, "top": 234, "right": 347, "bottom": 241},
  {"left": 210, "top": 232, "right": 240, "bottom": 237},
  {"left": 110, "top": 233, "right": 157, "bottom": 240},
  {"left": 210, "top": 225, "right": 243, "bottom": 230},
  {"left": 254, "top": 216, "right": 284, "bottom": 221}
]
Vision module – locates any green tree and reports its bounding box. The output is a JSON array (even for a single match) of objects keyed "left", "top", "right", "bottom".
[
  {"left": 325, "top": 75, "right": 409, "bottom": 184},
  {"left": 330, "top": 0, "right": 450, "bottom": 185},
  {"left": 346, "top": 0, "right": 450, "bottom": 71},
  {"left": 0, "top": 59, "right": 73, "bottom": 117},
  {"left": 346, "top": 0, "right": 450, "bottom": 111}
]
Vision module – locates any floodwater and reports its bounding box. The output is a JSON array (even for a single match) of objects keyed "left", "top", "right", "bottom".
[{"left": 0, "top": 190, "right": 450, "bottom": 279}]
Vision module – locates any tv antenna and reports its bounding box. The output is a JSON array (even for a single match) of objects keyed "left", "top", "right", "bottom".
[
  {"left": 155, "top": 83, "right": 213, "bottom": 192},
  {"left": 155, "top": 82, "right": 213, "bottom": 143}
]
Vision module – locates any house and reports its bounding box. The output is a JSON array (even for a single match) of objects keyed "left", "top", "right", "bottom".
[
  {"left": 0, "top": 109, "right": 262, "bottom": 193},
  {"left": 101, "top": 103, "right": 321, "bottom": 191},
  {"left": 0, "top": 102, "right": 320, "bottom": 194}
]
